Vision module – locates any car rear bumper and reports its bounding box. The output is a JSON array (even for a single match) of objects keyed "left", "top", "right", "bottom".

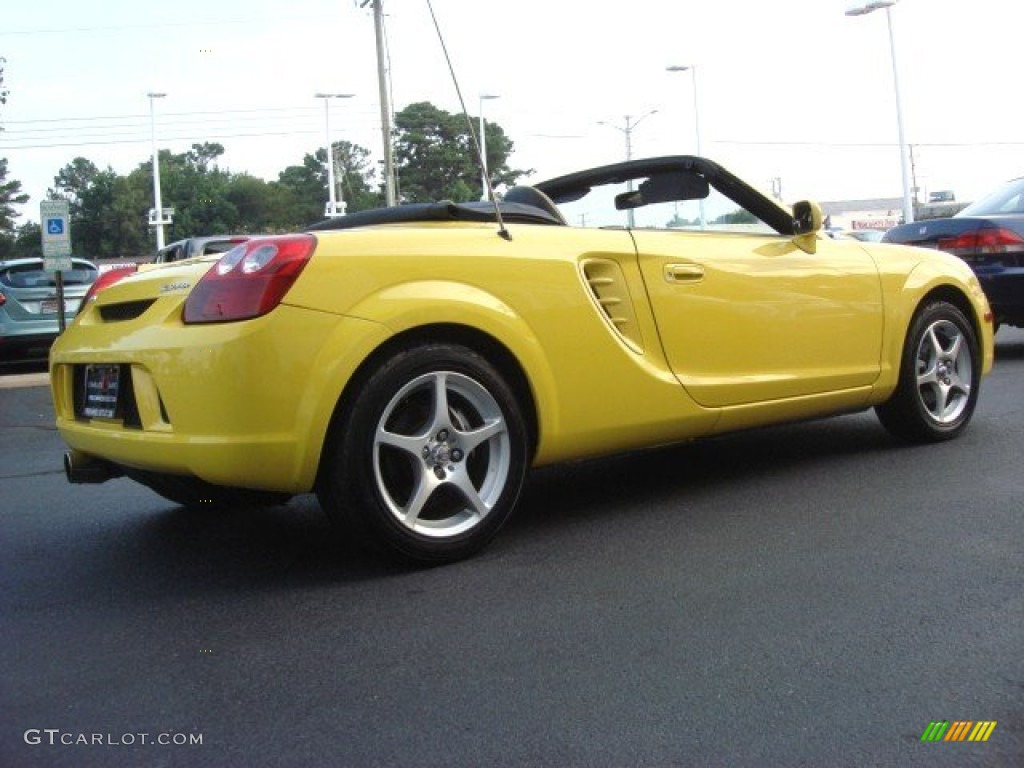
[
  {"left": 49, "top": 305, "right": 391, "bottom": 492},
  {"left": 976, "top": 268, "right": 1024, "bottom": 326},
  {"left": 0, "top": 330, "right": 60, "bottom": 358}
]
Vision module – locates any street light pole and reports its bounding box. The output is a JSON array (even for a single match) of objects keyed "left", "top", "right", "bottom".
[
  {"left": 665, "top": 65, "right": 702, "bottom": 158},
  {"left": 315, "top": 93, "right": 355, "bottom": 217},
  {"left": 598, "top": 110, "right": 658, "bottom": 227},
  {"left": 666, "top": 64, "right": 706, "bottom": 228},
  {"left": 147, "top": 92, "right": 167, "bottom": 250},
  {"left": 479, "top": 93, "right": 499, "bottom": 201},
  {"left": 846, "top": 0, "right": 914, "bottom": 223},
  {"left": 599, "top": 110, "right": 659, "bottom": 162}
]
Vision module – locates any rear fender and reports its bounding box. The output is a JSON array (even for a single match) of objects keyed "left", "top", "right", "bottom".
[
  {"left": 349, "top": 279, "right": 558, "bottom": 423},
  {"left": 292, "top": 281, "right": 558, "bottom": 485}
]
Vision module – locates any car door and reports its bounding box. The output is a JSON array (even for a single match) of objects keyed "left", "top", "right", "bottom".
[{"left": 632, "top": 230, "right": 884, "bottom": 408}]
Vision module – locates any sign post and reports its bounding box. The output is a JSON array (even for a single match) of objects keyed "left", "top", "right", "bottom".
[{"left": 40, "top": 200, "right": 72, "bottom": 333}]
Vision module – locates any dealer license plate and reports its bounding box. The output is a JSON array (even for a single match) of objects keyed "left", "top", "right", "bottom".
[
  {"left": 82, "top": 365, "right": 121, "bottom": 419},
  {"left": 41, "top": 298, "right": 78, "bottom": 314}
]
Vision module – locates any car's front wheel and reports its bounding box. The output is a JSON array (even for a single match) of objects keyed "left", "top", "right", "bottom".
[
  {"left": 318, "top": 343, "right": 529, "bottom": 564},
  {"left": 875, "top": 300, "right": 980, "bottom": 442}
]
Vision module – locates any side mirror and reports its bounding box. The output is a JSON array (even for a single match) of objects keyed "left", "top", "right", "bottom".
[{"left": 792, "top": 200, "right": 823, "bottom": 235}]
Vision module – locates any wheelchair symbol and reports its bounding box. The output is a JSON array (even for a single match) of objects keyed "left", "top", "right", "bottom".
[{"left": 46, "top": 218, "right": 65, "bottom": 235}]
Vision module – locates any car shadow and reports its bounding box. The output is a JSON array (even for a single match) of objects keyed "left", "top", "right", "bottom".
[
  {"left": 506, "top": 411, "right": 899, "bottom": 538},
  {"left": 994, "top": 330, "right": 1024, "bottom": 361},
  {"left": 58, "top": 490, "right": 416, "bottom": 603},
  {"left": 57, "top": 409, "right": 954, "bottom": 596}
]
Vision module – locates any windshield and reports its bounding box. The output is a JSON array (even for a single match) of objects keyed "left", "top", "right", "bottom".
[
  {"left": 957, "top": 178, "right": 1024, "bottom": 216},
  {"left": 538, "top": 157, "right": 795, "bottom": 235},
  {"left": 555, "top": 178, "right": 778, "bottom": 234}
]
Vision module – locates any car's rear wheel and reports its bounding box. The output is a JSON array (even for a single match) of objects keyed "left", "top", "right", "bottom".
[
  {"left": 875, "top": 300, "right": 980, "bottom": 442},
  {"left": 318, "top": 343, "right": 528, "bottom": 564},
  {"left": 125, "top": 469, "right": 291, "bottom": 509}
]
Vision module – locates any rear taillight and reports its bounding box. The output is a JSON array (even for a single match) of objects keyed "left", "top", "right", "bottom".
[
  {"left": 79, "top": 265, "right": 139, "bottom": 314},
  {"left": 0, "top": 291, "right": 6, "bottom": 307},
  {"left": 182, "top": 235, "right": 315, "bottom": 324},
  {"left": 937, "top": 227, "right": 1024, "bottom": 255}
]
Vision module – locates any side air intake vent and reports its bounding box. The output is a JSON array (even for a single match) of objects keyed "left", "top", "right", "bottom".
[{"left": 581, "top": 259, "right": 643, "bottom": 353}]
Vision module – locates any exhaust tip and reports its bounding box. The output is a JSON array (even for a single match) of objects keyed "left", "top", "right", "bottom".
[{"left": 64, "top": 451, "right": 122, "bottom": 484}]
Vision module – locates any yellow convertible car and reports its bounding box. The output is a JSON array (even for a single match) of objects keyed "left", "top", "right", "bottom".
[{"left": 50, "top": 156, "right": 994, "bottom": 563}]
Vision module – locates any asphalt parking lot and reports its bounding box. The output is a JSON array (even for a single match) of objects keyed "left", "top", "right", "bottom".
[{"left": 1, "top": 331, "right": 1022, "bottom": 767}]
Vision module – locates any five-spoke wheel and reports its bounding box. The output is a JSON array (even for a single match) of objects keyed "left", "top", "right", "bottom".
[
  {"left": 876, "top": 301, "right": 981, "bottom": 442},
  {"left": 374, "top": 370, "right": 513, "bottom": 538},
  {"left": 913, "top": 317, "right": 972, "bottom": 426},
  {"left": 319, "top": 343, "right": 528, "bottom": 563}
]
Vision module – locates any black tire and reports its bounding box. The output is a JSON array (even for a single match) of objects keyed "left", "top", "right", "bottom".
[
  {"left": 317, "top": 343, "right": 529, "bottom": 565},
  {"left": 875, "top": 300, "right": 981, "bottom": 443},
  {"left": 125, "top": 469, "right": 291, "bottom": 509}
]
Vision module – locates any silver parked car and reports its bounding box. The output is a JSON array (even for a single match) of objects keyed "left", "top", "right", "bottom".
[{"left": 0, "top": 257, "right": 99, "bottom": 360}]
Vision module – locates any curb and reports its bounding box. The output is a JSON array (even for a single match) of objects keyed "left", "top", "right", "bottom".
[{"left": 0, "top": 373, "right": 50, "bottom": 390}]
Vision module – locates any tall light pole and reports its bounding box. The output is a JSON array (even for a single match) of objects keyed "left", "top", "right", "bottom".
[
  {"left": 665, "top": 65, "right": 702, "bottom": 158},
  {"left": 147, "top": 92, "right": 168, "bottom": 250},
  {"left": 666, "top": 64, "right": 706, "bottom": 228},
  {"left": 846, "top": 0, "right": 914, "bottom": 223},
  {"left": 479, "top": 93, "right": 500, "bottom": 201},
  {"left": 599, "top": 110, "right": 658, "bottom": 227},
  {"left": 315, "top": 93, "right": 355, "bottom": 217}
]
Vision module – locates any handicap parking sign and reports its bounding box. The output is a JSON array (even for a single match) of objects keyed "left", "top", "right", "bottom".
[{"left": 40, "top": 200, "right": 72, "bottom": 270}]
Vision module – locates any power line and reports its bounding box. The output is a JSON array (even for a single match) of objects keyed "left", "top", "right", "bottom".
[
  {"left": 1, "top": 105, "right": 328, "bottom": 126},
  {"left": 0, "top": 128, "right": 328, "bottom": 151},
  {"left": 0, "top": 105, "right": 384, "bottom": 151},
  {"left": 0, "top": 16, "right": 294, "bottom": 37}
]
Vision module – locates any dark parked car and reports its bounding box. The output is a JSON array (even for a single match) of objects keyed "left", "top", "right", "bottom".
[
  {"left": 0, "top": 257, "right": 99, "bottom": 359},
  {"left": 884, "top": 177, "right": 1024, "bottom": 330},
  {"left": 843, "top": 229, "right": 885, "bottom": 243}
]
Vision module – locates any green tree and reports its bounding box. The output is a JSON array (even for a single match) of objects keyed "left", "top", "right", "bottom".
[
  {"left": 0, "top": 221, "right": 41, "bottom": 260},
  {"left": 149, "top": 143, "right": 239, "bottom": 239},
  {"left": 227, "top": 174, "right": 291, "bottom": 233},
  {"left": 0, "top": 157, "right": 28, "bottom": 235},
  {"left": 49, "top": 157, "right": 105, "bottom": 255},
  {"left": 104, "top": 173, "right": 151, "bottom": 258},
  {"left": 393, "top": 101, "right": 528, "bottom": 203},
  {"left": 335, "top": 140, "right": 383, "bottom": 213},
  {"left": 276, "top": 150, "right": 329, "bottom": 226},
  {"left": 1, "top": 60, "right": 30, "bottom": 240},
  {"left": 273, "top": 140, "right": 380, "bottom": 226},
  {"left": 49, "top": 159, "right": 153, "bottom": 258},
  {"left": 713, "top": 208, "right": 758, "bottom": 225}
]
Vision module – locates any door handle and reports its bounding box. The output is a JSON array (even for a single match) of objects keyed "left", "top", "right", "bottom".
[{"left": 664, "top": 263, "right": 705, "bottom": 283}]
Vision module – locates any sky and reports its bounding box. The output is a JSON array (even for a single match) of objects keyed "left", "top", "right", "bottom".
[{"left": 3, "top": 0, "right": 1024, "bottom": 227}]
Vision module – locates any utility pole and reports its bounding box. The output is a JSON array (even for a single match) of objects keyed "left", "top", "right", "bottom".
[
  {"left": 599, "top": 111, "right": 657, "bottom": 227},
  {"left": 364, "top": 0, "right": 397, "bottom": 206}
]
